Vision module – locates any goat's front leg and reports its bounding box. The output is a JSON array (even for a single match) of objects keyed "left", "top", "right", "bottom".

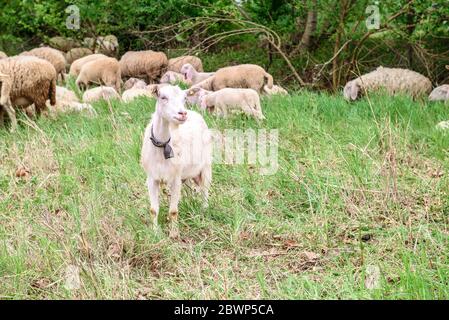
[
  {"left": 146, "top": 177, "right": 160, "bottom": 231},
  {"left": 168, "top": 177, "right": 182, "bottom": 239}
]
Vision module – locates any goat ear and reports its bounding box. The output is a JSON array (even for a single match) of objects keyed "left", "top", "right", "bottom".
[{"left": 149, "top": 85, "right": 159, "bottom": 98}]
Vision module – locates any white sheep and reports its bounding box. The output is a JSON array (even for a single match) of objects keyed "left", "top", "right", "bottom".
[
  {"left": 428, "top": 85, "right": 449, "bottom": 102},
  {"left": 193, "top": 87, "right": 265, "bottom": 120},
  {"left": 69, "top": 53, "right": 107, "bottom": 77},
  {"left": 263, "top": 84, "right": 288, "bottom": 96},
  {"left": 160, "top": 71, "right": 190, "bottom": 86},
  {"left": 180, "top": 63, "right": 214, "bottom": 85},
  {"left": 140, "top": 85, "right": 212, "bottom": 238},
  {"left": 122, "top": 88, "right": 154, "bottom": 103},
  {"left": 344, "top": 66, "right": 432, "bottom": 101},
  {"left": 43, "top": 86, "right": 96, "bottom": 117},
  {"left": 123, "top": 77, "right": 147, "bottom": 90},
  {"left": 82, "top": 86, "right": 121, "bottom": 103}
]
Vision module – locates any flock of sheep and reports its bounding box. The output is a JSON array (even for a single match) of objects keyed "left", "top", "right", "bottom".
[{"left": 0, "top": 35, "right": 448, "bottom": 237}]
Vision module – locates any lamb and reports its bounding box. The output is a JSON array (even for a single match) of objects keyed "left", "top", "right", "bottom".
[
  {"left": 124, "top": 77, "right": 147, "bottom": 90},
  {"left": 82, "top": 86, "right": 120, "bottom": 103},
  {"left": 122, "top": 88, "right": 155, "bottom": 103},
  {"left": 168, "top": 55, "right": 203, "bottom": 73},
  {"left": 0, "top": 56, "right": 56, "bottom": 130},
  {"left": 45, "top": 86, "right": 96, "bottom": 116},
  {"left": 65, "top": 48, "right": 93, "bottom": 65},
  {"left": 0, "top": 51, "right": 7, "bottom": 59},
  {"left": 160, "top": 71, "right": 190, "bottom": 86},
  {"left": 140, "top": 85, "right": 212, "bottom": 238},
  {"left": 119, "top": 50, "right": 168, "bottom": 83},
  {"left": 76, "top": 57, "right": 121, "bottom": 91},
  {"left": 343, "top": 66, "right": 432, "bottom": 101},
  {"left": 193, "top": 87, "right": 265, "bottom": 120},
  {"left": 428, "top": 85, "right": 449, "bottom": 102},
  {"left": 191, "top": 64, "right": 273, "bottom": 93},
  {"left": 69, "top": 53, "right": 107, "bottom": 77},
  {"left": 263, "top": 84, "right": 288, "bottom": 95},
  {"left": 180, "top": 63, "right": 214, "bottom": 86},
  {"left": 20, "top": 47, "right": 67, "bottom": 80}
]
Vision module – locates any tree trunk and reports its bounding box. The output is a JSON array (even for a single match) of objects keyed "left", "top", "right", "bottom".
[{"left": 298, "top": 0, "right": 317, "bottom": 51}]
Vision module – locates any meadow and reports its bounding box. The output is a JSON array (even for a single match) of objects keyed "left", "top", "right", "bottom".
[{"left": 0, "top": 82, "right": 448, "bottom": 299}]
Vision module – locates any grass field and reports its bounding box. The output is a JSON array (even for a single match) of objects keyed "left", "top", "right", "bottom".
[{"left": 0, "top": 87, "right": 448, "bottom": 299}]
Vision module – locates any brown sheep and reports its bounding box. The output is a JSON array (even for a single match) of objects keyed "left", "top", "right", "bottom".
[
  {"left": 76, "top": 57, "right": 121, "bottom": 92},
  {"left": 119, "top": 50, "right": 168, "bottom": 83},
  {"left": 192, "top": 64, "right": 273, "bottom": 93},
  {"left": 168, "top": 55, "right": 203, "bottom": 73},
  {"left": 20, "top": 47, "right": 67, "bottom": 80},
  {"left": 69, "top": 53, "right": 107, "bottom": 77},
  {"left": 0, "top": 56, "right": 56, "bottom": 130},
  {"left": 65, "top": 48, "right": 94, "bottom": 65}
]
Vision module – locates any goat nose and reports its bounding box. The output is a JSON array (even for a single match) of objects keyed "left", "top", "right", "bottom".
[{"left": 178, "top": 110, "right": 187, "bottom": 116}]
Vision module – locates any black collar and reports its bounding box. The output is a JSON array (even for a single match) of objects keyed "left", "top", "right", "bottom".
[{"left": 150, "top": 125, "right": 174, "bottom": 159}]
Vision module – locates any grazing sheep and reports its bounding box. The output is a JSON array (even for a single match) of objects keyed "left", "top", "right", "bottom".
[
  {"left": 82, "top": 86, "right": 120, "bottom": 103},
  {"left": 0, "top": 51, "right": 7, "bottom": 59},
  {"left": 69, "top": 53, "right": 107, "bottom": 77},
  {"left": 94, "top": 35, "right": 119, "bottom": 57},
  {"left": 122, "top": 88, "right": 154, "bottom": 103},
  {"left": 0, "top": 56, "right": 56, "bottom": 130},
  {"left": 48, "top": 36, "right": 79, "bottom": 52},
  {"left": 193, "top": 87, "right": 264, "bottom": 120},
  {"left": 141, "top": 85, "right": 212, "bottom": 238},
  {"left": 180, "top": 63, "right": 214, "bottom": 86},
  {"left": 20, "top": 47, "right": 67, "bottom": 80},
  {"left": 124, "top": 77, "right": 147, "bottom": 90},
  {"left": 343, "top": 66, "right": 432, "bottom": 101},
  {"left": 45, "top": 86, "right": 95, "bottom": 116},
  {"left": 119, "top": 50, "right": 168, "bottom": 83},
  {"left": 65, "top": 48, "right": 93, "bottom": 65},
  {"left": 192, "top": 64, "right": 273, "bottom": 93},
  {"left": 168, "top": 55, "right": 203, "bottom": 73},
  {"left": 76, "top": 57, "right": 121, "bottom": 91},
  {"left": 429, "top": 85, "right": 449, "bottom": 102},
  {"left": 263, "top": 84, "right": 288, "bottom": 96},
  {"left": 55, "top": 86, "right": 79, "bottom": 103},
  {"left": 160, "top": 71, "right": 190, "bottom": 86}
]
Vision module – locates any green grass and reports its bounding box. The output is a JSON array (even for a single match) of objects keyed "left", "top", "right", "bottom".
[{"left": 0, "top": 89, "right": 448, "bottom": 299}]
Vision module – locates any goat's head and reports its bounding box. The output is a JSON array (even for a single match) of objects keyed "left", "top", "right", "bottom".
[{"left": 150, "top": 85, "right": 188, "bottom": 124}]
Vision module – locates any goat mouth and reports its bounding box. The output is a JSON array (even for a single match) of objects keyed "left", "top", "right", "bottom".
[{"left": 174, "top": 115, "right": 187, "bottom": 123}]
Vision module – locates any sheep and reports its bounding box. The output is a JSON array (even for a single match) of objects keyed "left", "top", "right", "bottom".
[
  {"left": 119, "top": 50, "right": 168, "bottom": 84},
  {"left": 160, "top": 71, "right": 190, "bottom": 86},
  {"left": 191, "top": 64, "right": 273, "bottom": 93},
  {"left": 124, "top": 77, "right": 147, "bottom": 90},
  {"left": 263, "top": 84, "right": 288, "bottom": 96},
  {"left": 168, "top": 55, "right": 203, "bottom": 73},
  {"left": 122, "top": 88, "right": 155, "bottom": 103},
  {"left": 192, "top": 87, "right": 264, "bottom": 120},
  {"left": 65, "top": 48, "right": 93, "bottom": 65},
  {"left": 69, "top": 53, "right": 107, "bottom": 77},
  {"left": 20, "top": 47, "right": 67, "bottom": 80},
  {"left": 343, "top": 66, "right": 432, "bottom": 101},
  {"left": 140, "top": 85, "right": 212, "bottom": 238},
  {"left": 48, "top": 36, "right": 79, "bottom": 52},
  {"left": 76, "top": 57, "right": 121, "bottom": 92},
  {"left": 0, "top": 56, "right": 56, "bottom": 130},
  {"left": 44, "top": 86, "right": 96, "bottom": 116},
  {"left": 0, "top": 51, "right": 7, "bottom": 59},
  {"left": 82, "top": 86, "right": 120, "bottom": 104},
  {"left": 428, "top": 85, "right": 449, "bottom": 102},
  {"left": 94, "top": 35, "right": 119, "bottom": 57},
  {"left": 180, "top": 63, "right": 214, "bottom": 86}
]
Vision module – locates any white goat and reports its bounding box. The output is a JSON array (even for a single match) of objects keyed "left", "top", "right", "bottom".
[{"left": 140, "top": 85, "right": 212, "bottom": 238}]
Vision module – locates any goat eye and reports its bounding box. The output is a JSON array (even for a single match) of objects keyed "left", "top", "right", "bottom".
[{"left": 161, "top": 96, "right": 168, "bottom": 101}]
